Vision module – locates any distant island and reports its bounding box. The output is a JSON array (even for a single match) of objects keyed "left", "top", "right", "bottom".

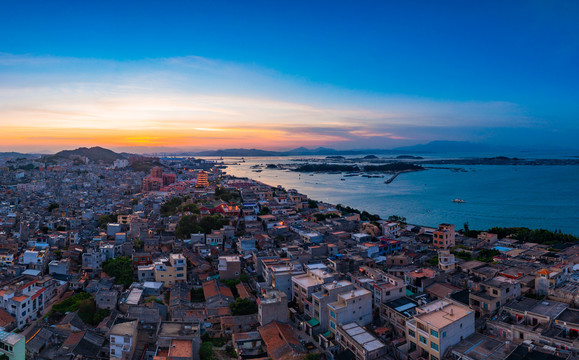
[{"left": 282, "top": 162, "right": 424, "bottom": 173}]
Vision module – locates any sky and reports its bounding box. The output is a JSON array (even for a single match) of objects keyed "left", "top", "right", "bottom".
[{"left": 1, "top": 1, "right": 578, "bottom": 153}]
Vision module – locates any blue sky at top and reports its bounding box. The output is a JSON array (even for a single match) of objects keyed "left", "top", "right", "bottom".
[{"left": 1, "top": 0, "right": 578, "bottom": 151}]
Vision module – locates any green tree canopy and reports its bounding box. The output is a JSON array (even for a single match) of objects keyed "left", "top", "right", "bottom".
[
  {"left": 229, "top": 298, "right": 257, "bottom": 316},
  {"left": 102, "top": 257, "right": 134, "bottom": 288}
]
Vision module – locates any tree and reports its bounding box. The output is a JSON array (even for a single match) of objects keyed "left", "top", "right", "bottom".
[
  {"left": 98, "top": 213, "right": 117, "bottom": 228},
  {"left": 180, "top": 203, "right": 200, "bottom": 214},
  {"left": 230, "top": 298, "right": 257, "bottom": 316},
  {"left": 258, "top": 206, "right": 270, "bottom": 215},
  {"left": 47, "top": 203, "right": 60, "bottom": 212},
  {"left": 308, "top": 199, "right": 318, "bottom": 209},
  {"left": 200, "top": 342, "right": 215, "bottom": 360},
  {"left": 175, "top": 215, "right": 202, "bottom": 239},
  {"left": 102, "top": 257, "right": 134, "bottom": 288},
  {"left": 388, "top": 215, "right": 407, "bottom": 224},
  {"left": 199, "top": 215, "right": 227, "bottom": 234}
]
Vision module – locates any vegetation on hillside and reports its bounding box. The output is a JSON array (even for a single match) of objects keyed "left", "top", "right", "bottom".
[
  {"left": 175, "top": 214, "right": 228, "bottom": 239},
  {"left": 49, "top": 292, "right": 109, "bottom": 325}
]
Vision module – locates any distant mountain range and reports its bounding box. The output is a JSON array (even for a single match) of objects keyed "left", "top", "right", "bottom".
[
  {"left": 0, "top": 152, "right": 40, "bottom": 159},
  {"left": 175, "top": 141, "right": 502, "bottom": 157},
  {"left": 4, "top": 141, "right": 569, "bottom": 161}
]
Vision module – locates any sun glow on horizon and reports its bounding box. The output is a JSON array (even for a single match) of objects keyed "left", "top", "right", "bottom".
[{"left": 0, "top": 53, "right": 536, "bottom": 152}]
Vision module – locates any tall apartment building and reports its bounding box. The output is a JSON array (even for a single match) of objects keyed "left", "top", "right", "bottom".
[
  {"left": 257, "top": 289, "right": 288, "bottom": 326},
  {"left": 292, "top": 269, "right": 335, "bottom": 313},
  {"left": 406, "top": 300, "right": 474, "bottom": 360},
  {"left": 265, "top": 263, "right": 305, "bottom": 300},
  {"left": 432, "top": 223, "right": 455, "bottom": 249},
  {"left": 310, "top": 280, "right": 355, "bottom": 333},
  {"left": 328, "top": 288, "right": 373, "bottom": 334},
  {"left": 154, "top": 254, "right": 187, "bottom": 287}
]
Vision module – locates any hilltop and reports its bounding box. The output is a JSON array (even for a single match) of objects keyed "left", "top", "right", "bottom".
[{"left": 52, "top": 147, "right": 126, "bottom": 163}]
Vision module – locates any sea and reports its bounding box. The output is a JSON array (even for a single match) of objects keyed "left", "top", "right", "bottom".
[{"left": 199, "top": 151, "right": 579, "bottom": 235}]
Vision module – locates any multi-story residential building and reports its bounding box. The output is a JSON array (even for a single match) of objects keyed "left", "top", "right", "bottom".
[
  {"left": 432, "top": 223, "right": 455, "bottom": 249},
  {"left": 19, "top": 250, "right": 49, "bottom": 272},
  {"left": 137, "top": 265, "right": 156, "bottom": 282},
  {"left": 218, "top": 256, "right": 241, "bottom": 280},
  {"left": 438, "top": 250, "right": 456, "bottom": 272},
  {"left": 257, "top": 289, "right": 288, "bottom": 326},
  {"left": 405, "top": 300, "right": 475, "bottom": 360},
  {"left": 381, "top": 221, "right": 401, "bottom": 238},
  {"left": 310, "top": 280, "right": 355, "bottom": 334},
  {"left": 154, "top": 254, "right": 187, "bottom": 287},
  {"left": 0, "top": 251, "right": 14, "bottom": 267},
  {"left": 132, "top": 252, "right": 152, "bottom": 270},
  {"left": 266, "top": 263, "right": 305, "bottom": 300},
  {"left": 82, "top": 249, "right": 105, "bottom": 272},
  {"left": 0, "top": 330, "right": 25, "bottom": 360},
  {"left": 110, "top": 320, "right": 138, "bottom": 359},
  {"left": 354, "top": 266, "right": 406, "bottom": 307},
  {"left": 380, "top": 296, "right": 420, "bottom": 337},
  {"left": 0, "top": 279, "right": 46, "bottom": 329},
  {"left": 328, "top": 288, "right": 373, "bottom": 334},
  {"left": 48, "top": 259, "right": 70, "bottom": 277},
  {"left": 535, "top": 268, "right": 565, "bottom": 296},
  {"left": 292, "top": 268, "right": 335, "bottom": 313},
  {"left": 469, "top": 276, "right": 521, "bottom": 316},
  {"left": 336, "top": 322, "right": 387, "bottom": 360}
]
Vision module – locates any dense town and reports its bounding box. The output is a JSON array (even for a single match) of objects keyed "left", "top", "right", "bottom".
[{"left": 0, "top": 151, "right": 578, "bottom": 360}]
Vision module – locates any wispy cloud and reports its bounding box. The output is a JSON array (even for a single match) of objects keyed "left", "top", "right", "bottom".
[{"left": 0, "top": 53, "right": 536, "bottom": 152}]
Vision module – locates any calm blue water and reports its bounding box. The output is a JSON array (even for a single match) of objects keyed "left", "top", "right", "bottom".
[{"left": 206, "top": 156, "right": 579, "bottom": 235}]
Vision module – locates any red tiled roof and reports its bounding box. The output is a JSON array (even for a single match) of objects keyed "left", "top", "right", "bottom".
[
  {"left": 0, "top": 308, "right": 15, "bottom": 327},
  {"left": 258, "top": 321, "right": 304, "bottom": 360}
]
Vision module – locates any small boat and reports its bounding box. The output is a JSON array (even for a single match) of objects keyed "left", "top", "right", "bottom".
[{"left": 452, "top": 198, "right": 466, "bottom": 203}]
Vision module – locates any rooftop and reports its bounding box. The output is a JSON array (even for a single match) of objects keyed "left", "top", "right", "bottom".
[
  {"left": 168, "top": 339, "right": 193, "bottom": 358},
  {"left": 340, "top": 322, "right": 385, "bottom": 352},
  {"left": 0, "top": 330, "right": 24, "bottom": 346},
  {"left": 415, "top": 302, "right": 472, "bottom": 329},
  {"left": 451, "top": 333, "right": 515, "bottom": 360}
]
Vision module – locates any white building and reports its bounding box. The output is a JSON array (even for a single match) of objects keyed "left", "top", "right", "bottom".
[
  {"left": 405, "top": 300, "right": 475, "bottom": 360},
  {"left": 110, "top": 320, "right": 138, "bottom": 359},
  {"left": 328, "top": 288, "right": 373, "bottom": 334}
]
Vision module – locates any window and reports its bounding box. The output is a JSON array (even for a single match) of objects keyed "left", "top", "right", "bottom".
[
  {"left": 430, "top": 329, "right": 439, "bottom": 338},
  {"left": 431, "top": 342, "right": 439, "bottom": 351},
  {"left": 330, "top": 311, "right": 335, "bottom": 318},
  {"left": 408, "top": 329, "right": 416, "bottom": 338},
  {"left": 431, "top": 356, "right": 439, "bottom": 360},
  {"left": 330, "top": 322, "right": 336, "bottom": 329},
  {"left": 442, "top": 332, "right": 446, "bottom": 338},
  {"left": 419, "top": 336, "right": 427, "bottom": 345}
]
